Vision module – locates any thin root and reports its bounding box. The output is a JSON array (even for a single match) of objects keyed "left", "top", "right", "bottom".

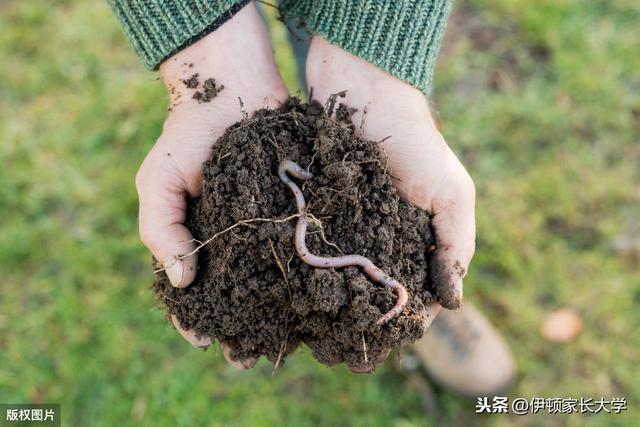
[
  {"left": 155, "top": 214, "right": 300, "bottom": 274},
  {"left": 362, "top": 333, "right": 369, "bottom": 364},
  {"left": 269, "top": 239, "right": 291, "bottom": 300},
  {"left": 307, "top": 213, "right": 344, "bottom": 254},
  {"left": 272, "top": 339, "right": 286, "bottom": 376}
]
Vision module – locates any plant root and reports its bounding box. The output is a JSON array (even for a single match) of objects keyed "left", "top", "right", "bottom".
[{"left": 154, "top": 214, "right": 300, "bottom": 274}]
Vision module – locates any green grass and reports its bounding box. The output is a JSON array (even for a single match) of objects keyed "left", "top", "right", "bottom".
[{"left": 1, "top": 0, "right": 639, "bottom": 426}]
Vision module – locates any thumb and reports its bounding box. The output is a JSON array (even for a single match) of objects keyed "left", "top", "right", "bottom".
[
  {"left": 136, "top": 161, "right": 198, "bottom": 288},
  {"left": 429, "top": 154, "right": 476, "bottom": 309}
]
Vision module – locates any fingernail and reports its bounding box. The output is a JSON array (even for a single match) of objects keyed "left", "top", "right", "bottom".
[
  {"left": 238, "top": 357, "right": 258, "bottom": 370},
  {"left": 164, "top": 258, "right": 186, "bottom": 288},
  {"left": 221, "top": 342, "right": 258, "bottom": 370},
  {"left": 171, "top": 315, "right": 213, "bottom": 348}
]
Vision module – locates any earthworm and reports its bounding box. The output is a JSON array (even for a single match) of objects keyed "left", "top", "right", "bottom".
[{"left": 278, "top": 160, "right": 408, "bottom": 325}]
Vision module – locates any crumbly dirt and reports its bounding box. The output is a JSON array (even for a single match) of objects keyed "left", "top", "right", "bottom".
[
  {"left": 181, "top": 73, "right": 199, "bottom": 89},
  {"left": 192, "top": 78, "right": 224, "bottom": 103},
  {"left": 153, "top": 97, "right": 442, "bottom": 371}
]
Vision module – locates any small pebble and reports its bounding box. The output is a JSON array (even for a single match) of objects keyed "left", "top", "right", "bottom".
[{"left": 540, "top": 308, "right": 582, "bottom": 342}]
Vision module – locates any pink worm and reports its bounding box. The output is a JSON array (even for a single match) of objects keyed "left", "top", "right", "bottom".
[{"left": 278, "top": 160, "right": 409, "bottom": 325}]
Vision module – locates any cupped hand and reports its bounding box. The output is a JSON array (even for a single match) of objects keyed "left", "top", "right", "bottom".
[
  {"left": 306, "top": 37, "right": 476, "bottom": 371},
  {"left": 135, "top": 4, "right": 287, "bottom": 367}
]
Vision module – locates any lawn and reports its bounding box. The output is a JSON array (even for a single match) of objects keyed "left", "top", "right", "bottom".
[{"left": 1, "top": 0, "right": 638, "bottom": 426}]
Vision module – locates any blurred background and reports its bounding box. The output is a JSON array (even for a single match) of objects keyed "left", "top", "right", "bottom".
[{"left": 1, "top": 0, "right": 638, "bottom": 425}]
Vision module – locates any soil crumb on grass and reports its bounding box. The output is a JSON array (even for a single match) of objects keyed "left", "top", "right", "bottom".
[{"left": 153, "top": 97, "right": 442, "bottom": 371}]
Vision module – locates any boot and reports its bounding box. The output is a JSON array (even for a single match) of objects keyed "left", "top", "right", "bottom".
[{"left": 410, "top": 303, "right": 516, "bottom": 397}]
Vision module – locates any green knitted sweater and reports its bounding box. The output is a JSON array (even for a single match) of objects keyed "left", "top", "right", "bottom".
[{"left": 108, "top": 0, "right": 452, "bottom": 93}]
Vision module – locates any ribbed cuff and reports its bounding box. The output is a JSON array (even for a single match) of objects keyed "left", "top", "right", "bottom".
[
  {"left": 108, "top": 0, "right": 250, "bottom": 70},
  {"left": 280, "top": 0, "right": 452, "bottom": 94}
]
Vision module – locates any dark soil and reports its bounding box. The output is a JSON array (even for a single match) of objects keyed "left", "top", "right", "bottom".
[
  {"left": 153, "top": 97, "right": 442, "bottom": 371},
  {"left": 181, "top": 73, "right": 199, "bottom": 89},
  {"left": 178, "top": 73, "right": 224, "bottom": 103},
  {"left": 192, "top": 78, "right": 224, "bottom": 103}
]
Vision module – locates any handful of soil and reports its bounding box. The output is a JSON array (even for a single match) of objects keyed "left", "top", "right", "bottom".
[{"left": 153, "top": 97, "right": 442, "bottom": 371}]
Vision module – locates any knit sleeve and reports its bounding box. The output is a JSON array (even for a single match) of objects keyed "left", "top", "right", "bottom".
[
  {"left": 280, "top": 0, "right": 453, "bottom": 94},
  {"left": 108, "top": 0, "right": 250, "bottom": 70}
]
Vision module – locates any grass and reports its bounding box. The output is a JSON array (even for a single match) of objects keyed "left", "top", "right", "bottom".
[{"left": 0, "top": 0, "right": 638, "bottom": 426}]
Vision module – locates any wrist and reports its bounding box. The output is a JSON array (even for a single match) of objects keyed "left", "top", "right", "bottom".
[
  {"left": 281, "top": 0, "right": 452, "bottom": 94},
  {"left": 307, "top": 37, "right": 434, "bottom": 127},
  {"left": 160, "top": 2, "right": 287, "bottom": 111}
]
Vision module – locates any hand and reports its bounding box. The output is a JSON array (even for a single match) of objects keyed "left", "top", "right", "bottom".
[
  {"left": 306, "top": 37, "right": 476, "bottom": 370},
  {"left": 135, "top": 3, "right": 287, "bottom": 367}
]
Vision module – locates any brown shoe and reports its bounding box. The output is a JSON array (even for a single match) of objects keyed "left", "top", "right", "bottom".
[{"left": 410, "top": 303, "right": 516, "bottom": 397}]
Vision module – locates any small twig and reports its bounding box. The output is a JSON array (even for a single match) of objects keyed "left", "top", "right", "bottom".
[
  {"left": 231, "top": 230, "right": 248, "bottom": 242},
  {"left": 179, "top": 238, "right": 203, "bottom": 245},
  {"left": 278, "top": 160, "right": 408, "bottom": 325},
  {"left": 158, "top": 293, "right": 179, "bottom": 304},
  {"left": 306, "top": 149, "right": 319, "bottom": 172},
  {"left": 217, "top": 152, "right": 231, "bottom": 162},
  {"left": 307, "top": 213, "right": 344, "bottom": 255},
  {"left": 272, "top": 306, "right": 291, "bottom": 376},
  {"left": 324, "top": 187, "right": 351, "bottom": 195},
  {"left": 248, "top": 195, "right": 262, "bottom": 206},
  {"left": 379, "top": 145, "right": 391, "bottom": 175},
  {"left": 325, "top": 90, "right": 347, "bottom": 117},
  {"left": 376, "top": 135, "right": 392, "bottom": 145},
  {"left": 272, "top": 332, "right": 288, "bottom": 375},
  {"left": 359, "top": 105, "right": 367, "bottom": 134},
  {"left": 362, "top": 333, "right": 369, "bottom": 364},
  {"left": 286, "top": 252, "right": 294, "bottom": 272},
  {"left": 238, "top": 96, "right": 248, "bottom": 120},
  {"left": 269, "top": 239, "right": 290, "bottom": 296},
  {"left": 155, "top": 214, "right": 300, "bottom": 273}
]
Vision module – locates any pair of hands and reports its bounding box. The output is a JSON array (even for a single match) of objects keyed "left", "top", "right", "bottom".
[{"left": 136, "top": 3, "right": 475, "bottom": 370}]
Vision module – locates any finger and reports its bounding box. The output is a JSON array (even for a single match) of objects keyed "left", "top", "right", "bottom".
[
  {"left": 221, "top": 342, "right": 258, "bottom": 370},
  {"left": 430, "top": 157, "right": 476, "bottom": 310},
  {"left": 136, "top": 162, "right": 198, "bottom": 288},
  {"left": 171, "top": 315, "right": 212, "bottom": 348},
  {"left": 422, "top": 301, "right": 442, "bottom": 329}
]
